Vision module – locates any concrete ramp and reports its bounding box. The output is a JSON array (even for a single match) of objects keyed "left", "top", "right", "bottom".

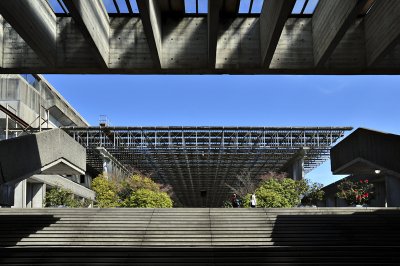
[
  {"left": 0, "top": 129, "right": 86, "bottom": 184},
  {"left": 0, "top": 208, "right": 400, "bottom": 264}
]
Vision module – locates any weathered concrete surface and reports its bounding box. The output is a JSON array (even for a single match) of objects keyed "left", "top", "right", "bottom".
[
  {"left": 365, "top": 0, "right": 400, "bottom": 66},
  {"left": 0, "top": 129, "right": 86, "bottom": 185},
  {"left": 0, "top": 0, "right": 399, "bottom": 74},
  {"left": 137, "top": 0, "right": 163, "bottom": 68},
  {"left": 0, "top": 0, "right": 56, "bottom": 66},
  {"left": 63, "top": 0, "right": 110, "bottom": 67},
  {"left": 312, "top": 0, "right": 366, "bottom": 67},
  {"left": 260, "top": 0, "right": 296, "bottom": 68}
]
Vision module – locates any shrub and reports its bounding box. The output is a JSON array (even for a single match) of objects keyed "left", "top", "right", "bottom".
[
  {"left": 122, "top": 188, "right": 173, "bottom": 208},
  {"left": 241, "top": 176, "right": 308, "bottom": 208},
  {"left": 91, "top": 173, "right": 174, "bottom": 208},
  {"left": 91, "top": 175, "right": 120, "bottom": 208},
  {"left": 336, "top": 179, "right": 374, "bottom": 205},
  {"left": 45, "top": 187, "right": 87, "bottom": 208}
]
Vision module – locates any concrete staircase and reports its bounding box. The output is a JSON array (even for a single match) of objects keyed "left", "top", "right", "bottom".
[{"left": 1, "top": 208, "right": 400, "bottom": 265}]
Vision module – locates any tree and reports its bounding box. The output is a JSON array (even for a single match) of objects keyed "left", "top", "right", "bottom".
[
  {"left": 302, "top": 180, "right": 325, "bottom": 206},
  {"left": 91, "top": 175, "right": 120, "bottom": 208},
  {"left": 240, "top": 173, "right": 308, "bottom": 208}
]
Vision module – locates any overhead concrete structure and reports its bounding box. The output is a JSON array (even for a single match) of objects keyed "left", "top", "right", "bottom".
[
  {"left": 64, "top": 126, "right": 351, "bottom": 207},
  {"left": 0, "top": 0, "right": 399, "bottom": 74}
]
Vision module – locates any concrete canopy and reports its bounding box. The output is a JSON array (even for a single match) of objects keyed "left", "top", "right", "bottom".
[{"left": 0, "top": 0, "right": 399, "bottom": 74}]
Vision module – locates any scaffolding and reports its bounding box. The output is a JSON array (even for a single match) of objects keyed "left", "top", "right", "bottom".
[{"left": 64, "top": 126, "right": 352, "bottom": 207}]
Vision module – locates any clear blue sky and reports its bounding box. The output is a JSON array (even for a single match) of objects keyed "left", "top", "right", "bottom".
[{"left": 44, "top": 74, "right": 400, "bottom": 186}]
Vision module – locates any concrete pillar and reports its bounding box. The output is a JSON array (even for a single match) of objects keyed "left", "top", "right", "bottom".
[
  {"left": 0, "top": 182, "right": 15, "bottom": 206},
  {"left": 385, "top": 176, "right": 400, "bottom": 207},
  {"left": 102, "top": 157, "right": 112, "bottom": 179},
  {"left": 13, "top": 179, "right": 27, "bottom": 208},
  {"left": 31, "top": 183, "right": 46, "bottom": 208},
  {"left": 290, "top": 157, "right": 304, "bottom": 181}
]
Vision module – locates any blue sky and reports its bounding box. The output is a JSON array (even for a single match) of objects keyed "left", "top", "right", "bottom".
[{"left": 44, "top": 74, "right": 400, "bottom": 185}]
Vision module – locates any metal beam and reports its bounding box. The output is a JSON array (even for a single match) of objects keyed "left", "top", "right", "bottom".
[
  {"left": 365, "top": 0, "right": 400, "bottom": 66},
  {"left": 0, "top": 0, "right": 56, "bottom": 66},
  {"left": 260, "top": 0, "right": 296, "bottom": 68},
  {"left": 63, "top": 0, "right": 110, "bottom": 68},
  {"left": 208, "top": 0, "right": 223, "bottom": 68},
  {"left": 137, "top": 0, "right": 163, "bottom": 68},
  {"left": 312, "top": 0, "right": 367, "bottom": 67}
]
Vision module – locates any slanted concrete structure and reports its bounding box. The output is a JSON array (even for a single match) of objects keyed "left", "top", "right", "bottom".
[
  {"left": 327, "top": 128, "right": 400, "bottom": 207},
  {"left": 0, "top": 74, "right": 94, "bottom": 208},
  {"left": 0, "top": 0, "right": 398, "bottom": 74},
  {"left": 0, "top": 128, "right": 87, "bottom": 206}
]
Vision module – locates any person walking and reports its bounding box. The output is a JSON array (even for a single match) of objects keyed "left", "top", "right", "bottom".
[
  {"left": 250, "top": 193, "right": 257, "bottom": 208},
  {"left": 231, "top": 193, "right": 240, "bottom": 208}
]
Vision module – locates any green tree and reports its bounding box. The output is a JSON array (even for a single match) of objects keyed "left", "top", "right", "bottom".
[
  {"left": 45, "top": 187, "right": 88, "bottom": 208},
  {"left": 242, "top": 176, "right": 308, "bottom": 208},
  {"left": 122, "top": 188, "right": 173, "bottom": 208},
  {"left": 302, "top": 180, "right": 325, "bottom": 206},
  {"left": 91, "top": 175, "right": 120, "bottom": 208}
]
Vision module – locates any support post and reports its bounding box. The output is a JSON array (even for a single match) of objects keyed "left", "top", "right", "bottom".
[
  {"left": 260, "top": 0, "right": 296, "bottom": 68},
  {"left": 0, "top": 0, "right": 56, "bottom": 66},
  {"left": 312, "top": 0, "right": 367, "bottom": 67},
  {"left": 208, "top": 0, "right": 223, "bottom": 68},
  {"left": 137, "top": 0, "right": 163, "bottom": 68},
  {"left": 63, "top": 0, "right": 110, "bottom": 68},
  {"left": 364, "top": 0, "right": 400, "bottom": 66}
]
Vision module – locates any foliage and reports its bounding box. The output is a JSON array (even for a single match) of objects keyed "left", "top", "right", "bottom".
[
  {"left": 91, "top": 175, "right": 120, "bottom": 208},
  {"left": 225, "top": 170, "right": 258, "bottom": 198},
  {"left": 45, "top": 187, "right": 89, "bottom": 208},
  {"left": 336, "top": 179, "right": 374, "bottom": 205},
  {"left": 122, "top": 188, "right": 173, "bottom": 208},
  {"left": 232, "top": 171, "right": 308, "bottom": 208},
  {"left": 302, "top": 180, "right": 325, "bottom": 206},
  {"left": 91, "top": 173, "right": 174, "bottom": 208}
]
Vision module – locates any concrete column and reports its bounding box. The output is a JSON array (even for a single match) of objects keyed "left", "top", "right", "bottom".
[
  {"left": 385, "top": 176, "right": 400, "bottom": 207},
  {"left": 31, "top": 183, "right": 46, "bottom": 208},
  {"left": 0, "top": 182, "right": 15, "bottom": 206},
  {"left": 290, "top": 157, "right": 304, "bottom": 181},
  {"left": 102, "top": 157, "right": 112, "bottom": 179},
  {"left": 13, "top": 179, "right": 27, "bottom": 208}
]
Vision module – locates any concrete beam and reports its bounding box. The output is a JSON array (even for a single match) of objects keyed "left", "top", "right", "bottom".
[
  {"left": 208, "top": 0, "right": 223, "bottom": 68},
  {"left": 260, "top": 0, "right": 296, "bottom": 68},
  {"left": 137, "top": 0, "right": 163, "bottom": 68},
  {"left": 365, "top": 0, "right": 400, "bottom": 66},
  {"left": 312, "top": 0, "right": 367, "bottom": 67},
  {"left": 63, "top": 0, "right": 110, "bottom": 68},
  {"left": 0, "top": 1, "right": 56, "bottom": 66},
  {"left": 0, "top": 129, "right": 86, "bottom": 184}
]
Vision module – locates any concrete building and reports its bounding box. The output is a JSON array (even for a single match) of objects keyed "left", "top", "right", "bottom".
[
  {"left": 0, "top": 74, "right": 95, "bottom": 208},
  {"left": 322, "top": 128, "right": 400, "bottom": 207}
]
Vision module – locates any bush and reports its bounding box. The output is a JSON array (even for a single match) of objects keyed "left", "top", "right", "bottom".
[
  {"left": 336, "top": 179, "right": 374, "bottom": 205},
  {"left": 122, "top": 188, "right": 173, "bottom": 208},
  {"left": 91, "top": 175, "right": 120, "bottom": 208},
  {"left": 242, "top": 176, "right": 308, "bottom": 208},
  {"left": 91, "top": 173, "right": 174, "bottom": 208},
  {"left": 45, "top": 187, "right": 89, "bottom": 208}
]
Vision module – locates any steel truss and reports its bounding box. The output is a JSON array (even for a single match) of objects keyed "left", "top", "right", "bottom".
[{"left": 63, "top": 126, "right": 352, "bottom": 207}]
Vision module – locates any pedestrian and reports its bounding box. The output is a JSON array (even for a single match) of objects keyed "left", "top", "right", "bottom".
[
  {"left": 231, "top": 193, "right": 239, "bottom": 208},
  {"left": 250, "top": 193, "right": 256, "bottom": 208}
]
